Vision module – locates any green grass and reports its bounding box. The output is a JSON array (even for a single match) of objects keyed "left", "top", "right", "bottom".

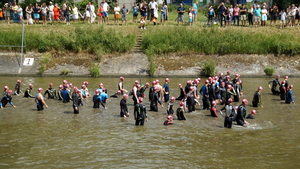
[{"left": 141, "top": 26, "right": 300, "bottom": 56}]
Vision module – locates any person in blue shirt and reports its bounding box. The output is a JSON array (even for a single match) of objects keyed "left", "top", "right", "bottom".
[
  {"left": 285, "top": 85, "right": 295, "bottom": 104},
  {"left": 253, "top": 5, "right": 262, "bottom": 27},
  {"left": 100, "top": 90, "right": 109, "bottom": 103},
  {"left": 200, "top": 80, "right": 210, "bottom": 110},
  {"left": 163, "top": 78, "right": 170, "bottom": 104},
  {"left": 193, "top": 1, "right": 198, "bottom": 23}
]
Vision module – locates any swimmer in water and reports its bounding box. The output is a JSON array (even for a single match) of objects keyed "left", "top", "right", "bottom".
[
  {"left": 134, "top": 97, "right": 148, "bottom": 126},
  {"left": 120, "top": 93, "right": 129, "bottom": 118},
  {"left": 35, "top": 88, "right": 48, "bottom": 111},
  {"left": 0, "top": 90, "right": 16, "bottom": 108},
  {"left": 176, "top": 101, "right": 186, "bottom": 120},
  {"left": 163, "top": 115, "right": 174, "bottom": 125}
]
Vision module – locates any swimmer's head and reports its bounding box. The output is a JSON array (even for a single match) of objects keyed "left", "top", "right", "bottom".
[
  {"left": 138, "top": 97, "right": 143, "bottom": 103},
  {"left": 180, "top": 102, "right": 184, "bottom": 106},
  {"left": 152, "top": 81, "right": 157, "bottom": 85},
  {"left": 228, "top": 98, "right": 233, "bottom": 104},
  {"left": 242, "top": 99, "right": 248, "bottom": 104},
  {"left": 38, "top": 88, "right": 43, "bottom": 92},
  {"left": 258, "top": 86, "right": 263, "bottom": 91},
  {"left": 170, "top": 97, "right": 175, "bottom": 102},
  {"left": 145, "top": 83, "right": 150, "bottom": 87},
  {"left": 17, "top": 79, "right": 21, "bottom": 83},
  {"left": 165, "top": 78, "right": 170, "bottom": 82},
  {"left": 95, "top": 90, "right": 100, "bottom": 94},
  {"left": 251, "top": 110, "right": 257, "bottom": 115},
  {"left": 120, "top": 76, "right": 124, "bottom": 81}
]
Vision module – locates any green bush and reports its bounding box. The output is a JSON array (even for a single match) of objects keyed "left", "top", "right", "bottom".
[
  {"left": 149, "top": 56, "right": 156, "bottom": 77},
  {"left": 264, "top": 66, "right": 275, "bottom": 76},
  {"left": 38, "top": 53, "right": 51, "bottom": 75},
  {"left": 199, "top": 60, "right": 216, "bottom": 77},
  {"left": 89, "top": 64, "right": 100, "bottom": 77}
]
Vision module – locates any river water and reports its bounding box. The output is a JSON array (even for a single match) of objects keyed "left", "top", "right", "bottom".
[{"left": 0, "top": 76, "right": 299, "bottom": 168}]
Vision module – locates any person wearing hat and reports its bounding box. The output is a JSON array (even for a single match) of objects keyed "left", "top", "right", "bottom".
[
  {"left": 236, "top": 99, "right": 249, "bottom": 126},
  {"left": 118, "top": 76, "right": 128, "bottom": 95},
  {"left": 200, "top": 80, "right": 210, "bottom": 110},
  {"left": 44, "top": 83, "right": 57, "bottom": 99},
  {"left": 120, "top": 94, "right": 129, "bottom": 118},
  {"left": 285, "top": 85, "right": 295, "bottom": 104},
  {"left": 163, "top": 78, "right": 170, "bottom": 105},
  {"left": 176, "top": 83, "right": 185, "bottom": 101},
  {"left": 280, "top": 81, "right": 287, "bottom": 100},
  {"left": 35, "top": 88, "right": 48, "bottom": 111},
  {"left": 221, "top": 98, "right": 235, "bottom": 128},
  {"left": 72, "top": 89, "right": 81, "bottom": 114},
  {"left": 134, "top": 97, "right": 148, "bottom": 126},
  {"left": 246, "top": 110, "right": 256, "bottom": 119},
  {"left": 93, "top": 90, "right": 107, "bottom": 109},
  {"left": 14, "top": 80, "right": 23, "bottom": 96},
  {"left": 132, "top": 80, "right": 140, "bottom": 106},
  {"left": 163, "top": 115, "right": 173, "bottom": 125},
  {"left": 139, "top": 82, "right": 149, "bottom": 98},
  {"left": 150, "top": 86, "right": 164, "bottom": 112},
  {"left": 24, "top": 84, "right": 35, "bottom": 98},
  {"left": 176, "top": 101, "right": 186, "bottom": 120},
  {"left": 0, "top": 90, "right": 16, "bottom": 108},
  {"left": 210, "top": 101, "right": 218, "bottom": 117},
  {"left": 252, "top": 86, "right": 263, "bottom": 107},
  {"left": 268, "top": 75, "right": 281, "bottom": 95}
]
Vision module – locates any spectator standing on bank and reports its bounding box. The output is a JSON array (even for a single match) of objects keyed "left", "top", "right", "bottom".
[
  {"left": 240, "top": 4, "right": 247, "bottom": 26},
  {"left": 3, "top": 3, "right": 11, "bottom": 24},
  {"left": 261, "top": 5, "right": 268, "bottom": 26},
  {"left": 41, "top": 3, "right": 49, "bottom": 25},
  {"left": 149, "top": 0, "right": 158, "bottom": 22},
  {"left": 193, "top": 1, "right": 198, "bottom": 23},
  {"left": 233, "top": 4, "right": 240, "bottom": 26},
  {"left": 33, "top": 3, "right": 41, "bottom": 24},
  {"left": 90, "top": 2, "right": 96, "bottom": 23},
  {"left": 114, "top": 3, "right": 121, "bottom": 25},
  {"left": 270, "top": 3, "right": 278, "bottom": 26},
  {"left": 218, "top": 2, "right": 226, "bottom": 27},
  {"left": 160, "top": 2, "right": 168, "bottom": 25},
  {"left": 121, "top": 4, "right": 129, "bottom": 25},
  {"left": 177, "top": 3, "right": 185, "bottom": 26},
  {"left": 253, "top": 5, "right": 261, "bottom": 27},
  {"left": 102, "top": 0, "right": 110, "bottom": 24},
  {"left": 132, "top": 2, "right": 139, "bottom": 23},
  {"left": 48, "top": 2, "right": 54, "bottom": 24},
  {"left": 248, "top": 5, "right": 253, "bottom": 26}
]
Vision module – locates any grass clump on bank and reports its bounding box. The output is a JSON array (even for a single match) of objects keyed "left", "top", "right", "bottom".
[
  {"left": 0, "top": 25, "right": 136, "bottom": 55},
  {"left": 141, "top": 27, "right": 300, "bottom": 56}
]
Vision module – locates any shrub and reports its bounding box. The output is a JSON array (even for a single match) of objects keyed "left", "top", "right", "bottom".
[
  {"left": 61, "top": 69, "right": 73, "bottom": 75},
  {"left": 264, "top": 66, "right": 275, "bottom": 76},
  {"left": 149, "top": 56, "right": 156, "bottom": 77},
  {"left": 89, "top": 64, "right": 100, "bottom": 77},
  {"left": 38, "top": 53, "right": 51, "bottom": 75},
  {"left": 199, "top": 59, "right": 216, "bottom": 77}
]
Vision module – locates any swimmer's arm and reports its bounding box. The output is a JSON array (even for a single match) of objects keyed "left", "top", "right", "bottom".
[
  {"left": 9, "top": 101, "right": 16, "bottom": 107},
  {"left": 40, "top": 96, "right": 48, "bottom": 108}
]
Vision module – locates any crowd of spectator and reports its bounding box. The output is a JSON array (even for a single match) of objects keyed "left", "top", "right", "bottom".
[{"left": 0, "top": 0, "right": 299, "bottom": 29}]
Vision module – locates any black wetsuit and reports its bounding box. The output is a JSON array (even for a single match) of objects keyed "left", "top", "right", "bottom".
[
  {"left": 221, "top": 104, "right": 235, "bottom": 128},
  {"left": 14, "top": 84, "right": 21, "bottom": 95},
  {"left": 44, "top": 88, "right": 57, "bottom": 99},
  {"left": 134, "top": 103, "right": 147, "bottom": 126},
  {"left": 280, "top": 85, "right": 286, "bottom": 100},
  {"left": 93, "top": 94, "right": 105, "bottom": 108},
  {"left": 140, "top": 86, "right": 147, "bottom": 98},
  {"left": 208, "top": 84, "right": 216, "bottom": 103},
  {"left": 132, "top": 86, "right": 139, "bottom": 106},
  {"left": 149, "top": 86, "right": 155, "bottom": 101},
  {"left": 246, "top": 114, "right": 255, "bottom": 119},
  {"left": 252, "top": 91, "right": 262, "bottom": 107},
  {"left": 186, "top": 92, "right": 195, "bottom": 112},
  {"left": 176, "top": 107, "right": 186, "bottom": 120},
  {"left": 163, "top": 121, "right": 173, "bottom": 125},
  {"left": 233, "top": 83, "right": 241, "bottom": 102},
  {"left": 56, "top": 90, "right": 63, "bottom": 100},
  {"left": 120, "top": 98, "right": 128, "bottom": 117},
  {"left": 268, "top": 79, "right": 280, "bottom": 95},
  {"left": 236, "top": 104, "right": 247, "bottom": 126},
  {"left": 167, "top": 102, "right": 174, "bottom": 115},
  {"left": 219, "top": 87, "right": 226, "bottom": 105},
  {"left": 72, "top": 92, "right": 79, "bottom": 114},
  {"left": 0, "top": 95, "right": 13, "bottom": 107},
  {"left": 210, "top": 106, "right": 218, "bottom": 117},
  {"left": 150, "top": 92, "right": 161, "bottom": 112},
  {"left": 24, "top": 88, "right": 35, "bottom": 98},
  {"left": 176, "top": 88, "right": 185, "bottom": 100}
]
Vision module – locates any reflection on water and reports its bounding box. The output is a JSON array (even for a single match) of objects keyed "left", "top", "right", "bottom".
[{"left": 0, "top": 76, "right": 299, "bottom": 168}]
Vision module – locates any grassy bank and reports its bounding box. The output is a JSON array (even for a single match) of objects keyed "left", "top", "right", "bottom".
[
  {"left": 142, "top": 26, "right": 300, "bottom": 56},
  {"left": 0, "top": 24, "right": 136, "bottom": 54}
]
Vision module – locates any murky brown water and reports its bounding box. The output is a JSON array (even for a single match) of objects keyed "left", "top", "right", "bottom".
[{"left": 0, "top": 76, "right": 299, "bottom": 168}]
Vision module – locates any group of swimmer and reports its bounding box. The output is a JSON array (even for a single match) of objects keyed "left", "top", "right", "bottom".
[{"left": 0, "top": 72, "right": 295, "bottom": 128}]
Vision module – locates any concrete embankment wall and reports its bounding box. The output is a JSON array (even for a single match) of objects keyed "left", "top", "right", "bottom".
[{"left": 1, "top": 52, "right": 300, "bottom": 77}]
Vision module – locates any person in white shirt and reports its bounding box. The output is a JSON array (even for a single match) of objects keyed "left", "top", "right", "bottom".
[
  {"left": 114, "top": 3, "right": 120, "bottom": 25},
  {"left": 90, "top": 2, "right": 96, "bottom": 23},
  {"left": 148, "top": 0, "right": 158, "bottom": 22},
  {"left": 102, "top": 0, "right": 110, "bottom": 24},
  {"left": 279, "top": 10, "right": 286, "bottom": 29},
  {"left": 48, "top": 1, "right": 54, "bottom": 24}
]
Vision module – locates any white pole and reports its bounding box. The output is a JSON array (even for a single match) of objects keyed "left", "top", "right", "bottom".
[{"left": 19, "top": 21, "right": 25, "bottom": 73}]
